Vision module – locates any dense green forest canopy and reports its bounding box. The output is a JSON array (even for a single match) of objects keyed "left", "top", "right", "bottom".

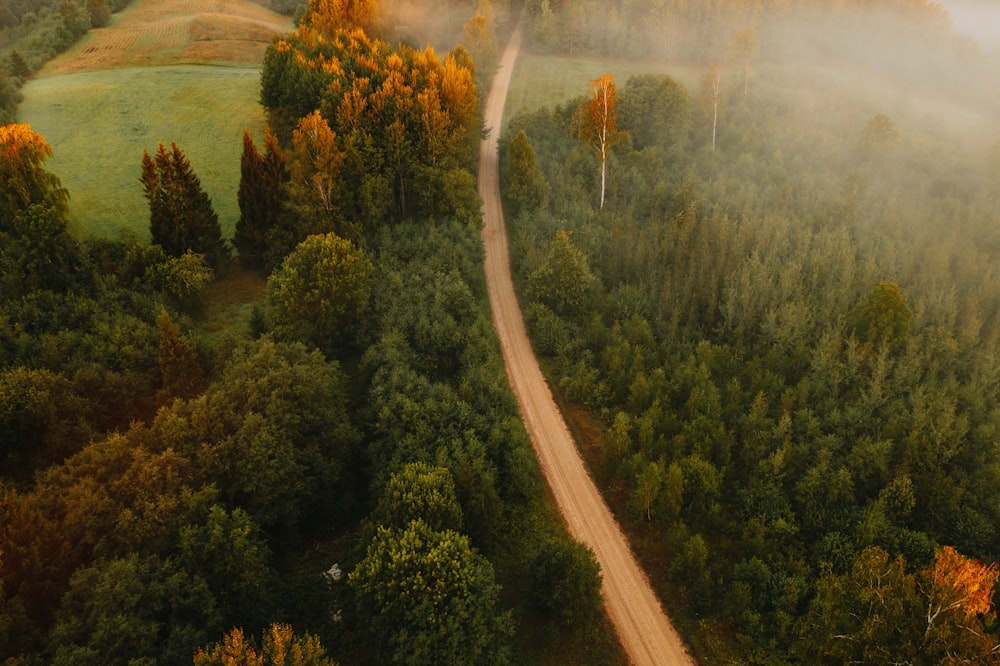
[
  {"left": 0, "top": 0, "right": 623, "bottom": 664},
  {"left": 4, "top": 0, "right": 1000, "bottom": 662},
  {"left": 502, "top": 0, "right": 1000, "bottom": 662}
]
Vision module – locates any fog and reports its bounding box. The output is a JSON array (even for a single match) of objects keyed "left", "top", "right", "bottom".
[{"left": 938, "top": 0, "right": 1000, "bottom": 54}]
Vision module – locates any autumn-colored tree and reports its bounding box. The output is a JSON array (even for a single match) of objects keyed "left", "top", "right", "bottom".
[
  {"left": 703, "top": 64, "right": 723, "bottom": 151},
  {"left": 923, "top": 546, "right": 999, "bottom": 641},
  {"left": 0, "top": 123, "right": 68, "bottom": 231},
  {"left": 800, "top": 546, "right": 1000, "bottom": 663},
  {"left": 235, "top": 128, "right": 288, "bottom": 269},
  {"left": 194, "top": 623, "right": 337, "bottom": 665},
  {"left": 301, "top": 0, "right": 380, "bottom": 37},
  {"left": 156, "top": 308, "right": 205, "bottom": 405},
  {"left": 287, "top": 111, "right": 347, "bottom": 237},
  {"left": 141, "top": 142, "right": 227, "bottom": 268},
  {"left": 260, "top": 25, "right": 480, "bottom": 223},
  {"left": 578, "top": 73, "right": 625, "bottom": 209},
  {"left": 462, "top": 0, "right": 497, "bottom": 79}
]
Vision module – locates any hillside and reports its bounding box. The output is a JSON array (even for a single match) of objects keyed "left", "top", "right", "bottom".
[
  {"left": 44, "top": 0, "right": 291, "bottom": 73},
  {"left": 19, "top": 0, "right": 291, "bottom": 239}
]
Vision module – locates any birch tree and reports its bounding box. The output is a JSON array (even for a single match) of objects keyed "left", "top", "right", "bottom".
[
  {"left": 579, "top": 73, "right": 625, "bottom": 209},
  {"left": 703, "top": 64, "right": 723, "bottom": 152}
]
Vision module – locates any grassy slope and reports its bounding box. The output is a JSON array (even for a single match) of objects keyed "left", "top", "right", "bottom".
[{"left": 20, "top": 65, "right": 265, "bottom": 240}]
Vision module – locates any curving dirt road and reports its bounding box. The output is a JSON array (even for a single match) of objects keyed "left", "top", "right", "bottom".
[{"left": 477, "top": 25, "right": 696, "bottom": 666}]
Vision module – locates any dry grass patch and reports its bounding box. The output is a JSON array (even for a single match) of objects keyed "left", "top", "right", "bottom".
[{"left": 43, "top": 0, "right": 291, "bottom": 74}]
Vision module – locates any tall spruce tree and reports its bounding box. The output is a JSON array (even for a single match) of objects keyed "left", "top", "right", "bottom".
[
  {"left": 141, "top": 142, "right": 227, "bottom": 267},
  {"left": 235, "top": 129, "right": 287, "bottom": 269}
]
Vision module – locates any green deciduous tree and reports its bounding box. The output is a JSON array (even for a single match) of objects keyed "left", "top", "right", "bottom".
[
  {"left": 267, "top": 231, "right": 372, "bottom": 353},
  {"left": 150, "top": 336, "right": 360, "bottom": 538},
  {"left": 703, "top": 64, "right": 723, "bottom": 152},
  {"left": 5, "top": 203, "right": 79, "bottom": 294},
  {"left": 141, "top": 142, "right": 227, "bottom": 268},
  {"left": 617, "top": 74, "right": 692, "bottom": 155},
  {"left": 371, "top": 462, "right": 463, "bottom": 533},
  {"left": 46, "top": 553, "right": 220, "bottom": 666},
  {"left": 178, "top": 505, "right": 273, "bottom": 630},
  {"left": 528, "top": 536, "right": 602, "bottom": 632},
  {"left": 143, "top": 249, "right": 214, "bottom": 309},
  {"left": 350, "top": 519, "right": 512, "bottom": 665}
]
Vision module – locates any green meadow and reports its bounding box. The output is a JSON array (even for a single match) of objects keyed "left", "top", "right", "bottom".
[{"left": 20, "top": 65, "right": 266, "bottom": 240}]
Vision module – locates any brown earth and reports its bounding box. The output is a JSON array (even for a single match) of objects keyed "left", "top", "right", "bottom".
[
  {"left": 42, "top": 0, "right": 291, "bottom": 75},
  {"left": 478, "top": 24, "right": 697, "bottom": 666}
]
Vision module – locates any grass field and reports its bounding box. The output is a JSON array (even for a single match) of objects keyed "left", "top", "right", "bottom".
[
  {"left": 502, "top": 52, "right": 704, "bottom": 130},
  {"left": 21, "top": 65, "right": 266, "bottom": 239},
  {"left": 16, "top": 0, "right": 289, "bottom": 240}
]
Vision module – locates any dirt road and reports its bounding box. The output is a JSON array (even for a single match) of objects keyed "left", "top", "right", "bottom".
[{"left": 478, "top": 26, "right": 696, "bottom": 666}]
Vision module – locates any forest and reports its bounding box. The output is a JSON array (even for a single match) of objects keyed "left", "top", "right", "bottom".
[
  {"left": 0, "top": 0, "right": 623, "bottom": 664},
  {"left": 500, "top": 0, "right": 1000, "bottom": 662},
  {"left": 3, "top": 0, "right": 1000, "bottom": 662}
]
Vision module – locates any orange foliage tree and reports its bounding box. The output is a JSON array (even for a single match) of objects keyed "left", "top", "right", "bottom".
[
  {"left": 261, "top": 20, "right": 480, "bottom": 223},
  {"left": 578, "top": 74, "right": 625, "bottom": 210},
  {"left": 301, "top": 0, "right": 380, "bottom": 37},
  {"left": 923, "top": 545, "right": 999, "bottom": 638},
  {"left": 0, "top": 123, "right": 68, "bottom": 230},
  {"left": 803, "top": 545, "right": 1000, "bottom": 662}
]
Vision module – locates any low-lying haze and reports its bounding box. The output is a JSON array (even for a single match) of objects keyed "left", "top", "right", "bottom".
[{"left": 938, "top": 0, "right": 1000, "bottom": 53}]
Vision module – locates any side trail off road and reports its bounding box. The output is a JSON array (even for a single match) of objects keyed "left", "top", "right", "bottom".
[{"left": 477, "top": 23, "right": 696, "bottom": 666}]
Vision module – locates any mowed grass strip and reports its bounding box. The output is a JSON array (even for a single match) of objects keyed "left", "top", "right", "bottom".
[
  {"left": 20, "top": 65, "right": 266, "bottom": 240},
  {"left": 503, "top": 52, "right": 704, "bottom": 129}
]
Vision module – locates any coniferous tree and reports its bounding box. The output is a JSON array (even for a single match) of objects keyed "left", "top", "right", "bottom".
[
  {"left": 141, "top": 142, "right": 227, "bottom": 268},
  {"left": 235, "top": 129, "right": 287, "bottom": 269},
  {"left": 504, "top": 129, "right": 547, "bottom": 218}
]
